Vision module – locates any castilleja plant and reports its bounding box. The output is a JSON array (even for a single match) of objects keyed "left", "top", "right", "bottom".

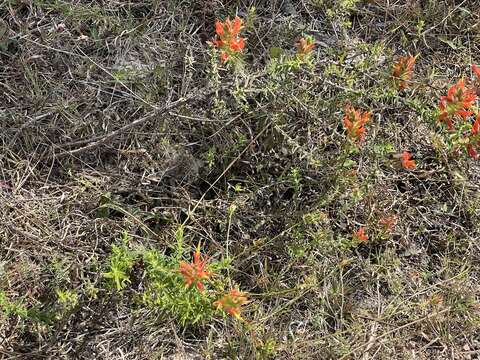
[
  {"left": 438, "top": 79, "right": 477, "bottom": 130},
  {"left": 177, "top": 245, "right": 211, "bottom": 291},
  {"left": 212, "top": 16, "right": 246, "bottom": 63},
  {"left": 392, "top": 55, "right": 416, "bottom": 90},
  {"left": 400, "top": 151, "right": 416, "bottom": 170},
  {"left": 214, "top": 289, "right": 248, "bottom": 320},
  {"left": 343, "top": 105, "right": 371, "bottom": 143},
  {"left": 353, "top": 227, "right": 368, "bottom": 242},
  {"left": 437, "top": 74, "right": 480, "bottom": 160},
  {"left": 296, "top": 36, "right": 315, "bottom": 61}
]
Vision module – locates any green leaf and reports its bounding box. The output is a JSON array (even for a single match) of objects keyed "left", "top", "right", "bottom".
[{"left": 269, "top": 47, "right": 283, "bottom": 59}]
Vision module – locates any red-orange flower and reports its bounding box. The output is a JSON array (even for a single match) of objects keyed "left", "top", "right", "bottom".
[
  {"left": 400, "top": 151, "right": 416, "bottom": 170},
  {"left": 229, "top": 37, "right": 245, "bottom": 52},
  {"left": 467, "top": 144, "right": 478, "bottom": 159},
  {"left": 212, "top": 16, "right": 245, "bottom": 63},
  {"left": 472, "top": 114, "right": 480, "bottom": 135},
  {"left": 438, "top": 79, "right": 477, "bottom": 129},
  {"left": 343, "top": 105, "right": 371, "bottom": 142},
  {"left": 214, "top": 289, "right": 248, "bottom": 319},
  {"left": 296, "top": 36, "right": 315, "bottom": 59},
  {"left": 215, "top": 21, "right": 225, "bottom": 37},
  {"left": 220, "top": 51, "right": 229, "bottom": 63},
  {"left": 177, "top": 247, "right": 211, "bottom": 291},
  {"left": 378, "top": 215, "right": 396, "bottom": 232},
  {"left": 229, "top": 16, "right": 242, "bottom": 35},
  {"left": 392, "top": 55, "right": 416, "bottom": 89},
  {"left": 466, "top": 114, "right": 480, "bottom": 159},
  {"left": 472, "top": 64, "right": 480, "bottom": 79},
  {"left": 353, "top": 227, "right": 368, "bottom": 242}
]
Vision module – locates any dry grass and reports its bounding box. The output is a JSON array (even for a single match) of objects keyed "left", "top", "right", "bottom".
[{"left": 1, "top": 0, "right": 480, "bottom": 359}]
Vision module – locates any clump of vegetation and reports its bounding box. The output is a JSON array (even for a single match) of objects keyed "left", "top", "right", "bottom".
[
  {"left": 2, "top": 1, "right": 480, "bottom": 358},
  {"left": 101, "top": 233, "right": 245, "bottom": 325}
]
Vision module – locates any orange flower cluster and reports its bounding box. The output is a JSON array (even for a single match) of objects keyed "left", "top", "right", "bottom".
[
  {"left": 177, "top": 247, "right": 248, "bottom": 319},
  {"left": 392, "top": 55, "right": 416, "bottom": 90},
  {"left": 436, "top": 70, "right": 480, "bottom": 159},
  {"left": 400, "top": 151, "right": 416, "bottom": 170},
  {"left": 438, "top": 79, "right": 477, "bottom": 130},
  {"left": 353, "top": 216, "right": 398, "bottom": 243},
  {"left": 296, "top": 36, "right": 315, "bottom": 60},
  {"left": 214, "top": 289, "right": 248, "bottom": 319},
  {"left": 343, "top": 105, "right": 371, "bottom": 142},
  {"left": 178, "top": 248, "right": 211, "bottom": 291},
  {"left": 213, "top": 16, "right": 246, "bottom": 63},
  {"left": 353, "top": 227, "right": 368, "bottom": 242}
]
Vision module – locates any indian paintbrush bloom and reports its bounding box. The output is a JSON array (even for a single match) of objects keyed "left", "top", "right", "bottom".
[
  {"left": 353, "top": 227, "right": 368, "bottom": 242},
  {"left": 214, "top": 289, "right": 248, "bottom": 319},
  {"left": 392, "top": 55, "right": 416, "bottom": 89},
  {"left": 378, "top": 215, "right": 396, "bottom": 232},
  {"left": 296, "top": 36, "right": 315, "bottom": 60},
  {"left": 343, "top": 105, "right": 371, "bottom": 142},
  {"left": 213, "top": 16, "right": 245, "bottom": 63},
  {"left": 467, "top": 144, "right": 478, "bottom": 159},
  {"left": 177, "top": 246, "right": 211, "bottom": 291},
  {"left": 472, "top": 64, "right": 480, "bottom": 79},
  {"left": 400, "top": 151, "right": 416, "bottom": 170},
  {"left": 472, "top": 115, "right": 480, "bottom": 135},
  {"left": 437, "top": 74, "right": 479, "bottom": 160},
  {"left": 438, "top": 79, "right": 477, "bottom": 129}
]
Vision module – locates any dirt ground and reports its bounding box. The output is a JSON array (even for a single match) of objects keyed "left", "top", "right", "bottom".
[{"left": 1, "top": 1, "right": 480, "bottom": 359}]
